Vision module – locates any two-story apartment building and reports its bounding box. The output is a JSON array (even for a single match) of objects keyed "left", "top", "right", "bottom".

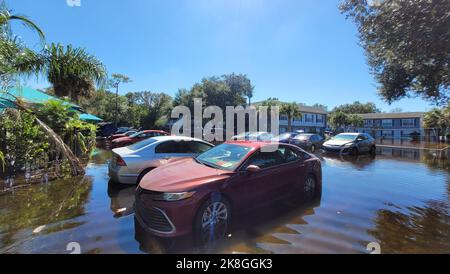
[
  {"left": 279, "top": 105, "right": 328, "bottom": 134},
  {"left": 355, "top": 112, "right": 424, "bottom": 139}
]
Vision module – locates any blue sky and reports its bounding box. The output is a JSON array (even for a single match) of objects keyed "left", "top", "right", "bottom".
[{"left": 8, "top": 0, "right": 432, "bottom": 112}]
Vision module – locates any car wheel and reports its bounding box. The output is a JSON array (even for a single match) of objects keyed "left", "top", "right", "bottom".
[
  {"left": 349, "top": 147, "right": 359, "bottom": 156},
  {"left": 310, "top": 145, "right": 316, "bottom": 153},
  {"left": 303, "top": 175, "right": 317, "bottom": 200},
  {"left": 137, "top": 168, "right": 154, "bottom": 185},
  {"left": 194, "top": 196, "right": 231, "bottom": 246}
]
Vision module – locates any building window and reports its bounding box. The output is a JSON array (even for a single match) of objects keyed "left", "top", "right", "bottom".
[
  {"left": 364, "top": 119, "right": 373, "bottom": 127},
  {"left": 316, "top": 115, "right": 324, "bottom": 123},
  {"left": 401, "top": 119, "right": 415, "bottom": 127},
  {"left": 382, "top": 119, "right": 393, "bottom": 127},
  {"left": 293, "top": 116, "right": 302, "bottom": 122},
  {"left": 280, "top": 115, "right": 288, "bottom": 121},
  {"left": 305, "top": 114, "right": 313, "bottom": 123}
]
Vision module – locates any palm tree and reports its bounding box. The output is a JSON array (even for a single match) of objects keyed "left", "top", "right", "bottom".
[
  {"left": 0, "top": 8, "right": 45, "bottom": 40},
  {"left": 424, "top": 108, "right": 447, "bottom": 141},
  {"left": 43, "top": 43, "right": 107, "bottom": 103},
  {"left": 281, "top": 102, "right": 302, "bottom": 132}
]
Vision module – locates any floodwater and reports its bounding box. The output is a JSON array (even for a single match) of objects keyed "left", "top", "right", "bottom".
[{"left": 0, "top": 147, "right": 449, "bottom": 254}]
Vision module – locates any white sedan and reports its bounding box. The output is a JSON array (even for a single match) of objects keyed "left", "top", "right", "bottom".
[{"left": 108, "top": 136, "right": 214, "bottom": 185}]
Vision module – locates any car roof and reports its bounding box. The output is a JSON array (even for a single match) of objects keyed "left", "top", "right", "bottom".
[
  {"left": 226, "top": 140, "right": 291, "bottom": 149},
  {"left": 150, "top": 135, "right": 210, "bottom": 143},
  {"left": 337, "top": 132, "right": 360, "bottom": 136},
  {"left": 140, "top": 129, "right": 167, "bottom": 133}
]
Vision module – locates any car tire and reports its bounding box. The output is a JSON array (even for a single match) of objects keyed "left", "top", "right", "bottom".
[
  {"left": 349, "top": 147, "right": 359, "bottom": 156},
  {"left": 310, "top": 145, "right": 316, "bottom": 153},
  {"left": 136, "top": 168, "right": 154, "bottom": 185},
  {"left": 303, "top": 174, "right": 317, "bottom": 201},
  {"left": 194, "top": 195, "right": 231, "bottom": 247}
]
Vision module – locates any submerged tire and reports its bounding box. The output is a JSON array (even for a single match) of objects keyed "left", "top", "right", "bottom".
[{"left": 194, "top": 196, "right": 231, "bottom": 246}]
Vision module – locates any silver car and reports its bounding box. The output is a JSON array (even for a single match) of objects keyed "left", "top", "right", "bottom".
[
  {"left": 108, "top": 136, "right": 214, "bottom": 185},
  {"left": 323, "top": 133, "right": 376, "bottom": 155}
]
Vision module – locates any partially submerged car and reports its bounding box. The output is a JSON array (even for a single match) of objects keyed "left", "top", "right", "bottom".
[
  {"left": 109, "top": 136, "right": 214, "bottom": 185},
  {"left": 323, "top": 133, "right": 376, "bottom": 155},
  {"left": 291, "top": 134, "right": 324, "bottom": 152},
  {"left": 111, "top": 130, "right": 169, "bottom": 148},
  {"left": 108, "top": 130, "right": 138, "bottom": 141},
  {"left": 135, "top": 141, "right": 322, "bottom": 244}
]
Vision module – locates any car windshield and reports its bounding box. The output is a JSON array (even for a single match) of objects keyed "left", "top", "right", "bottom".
[
  {"left": 196, "top": 143, "right": 252, "bottom": 171},
  {"left": 332, "top": 134, "right": 358, "bottom": 141},
  {"left": 127, "top": 138, "right": 157, "bottom": 151}
]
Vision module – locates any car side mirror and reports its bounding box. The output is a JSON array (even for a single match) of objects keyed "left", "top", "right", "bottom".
[{"left": 246, "top": 165, "right": 261, "bottom": 173}]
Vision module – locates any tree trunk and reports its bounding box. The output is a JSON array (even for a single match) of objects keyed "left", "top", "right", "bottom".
[{"left": 287, "top": 115, "right": 292, "bottom": 132}]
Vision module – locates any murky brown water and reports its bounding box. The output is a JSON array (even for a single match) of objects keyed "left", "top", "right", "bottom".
[{"left": 0, "top": 147, "right": 449, "bottom": 254}]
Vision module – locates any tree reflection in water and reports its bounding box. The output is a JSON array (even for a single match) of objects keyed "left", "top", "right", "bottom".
[
  {"left": 0, "top": 176, "right": 92, "bottom": 251},
  {"left": 369, "top": 199, "right": 450, "bottom": 253}
]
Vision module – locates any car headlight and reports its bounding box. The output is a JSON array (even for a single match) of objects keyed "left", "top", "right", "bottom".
[
  {"left": 343, "top": 142, "right": 354, "bottom": 147},
  {"left": 158, "top": 191, "right": 196, "bottom": 201}
]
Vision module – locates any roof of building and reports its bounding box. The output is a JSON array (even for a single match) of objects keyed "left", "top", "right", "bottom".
[
  {"left": 0, "top": 87, "right": 103, "bottom": 122},
  {"left": 252, "top": 101, "right": 328, "bottom": 115},
  {"left": 358, "top": 112, "right": 424, "bottom": 119}
]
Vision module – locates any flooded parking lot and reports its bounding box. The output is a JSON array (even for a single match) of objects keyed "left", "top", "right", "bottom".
[{"left": 0, "top": 147, "right": 449, "bottom": 254}]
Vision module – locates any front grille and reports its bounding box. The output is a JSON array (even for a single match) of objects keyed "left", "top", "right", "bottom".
[{"left": 135, "top": 195, "right": 173, "bottom": 233}]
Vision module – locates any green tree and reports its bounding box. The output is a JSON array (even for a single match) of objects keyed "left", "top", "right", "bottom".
[
  {"left": 133, "top": 91, "right": 173, "bottom": 129},
  {"left": 40, "top": 43, "right": 107, "bottom": 103},
  {"left": 329, "top": 110, "right": 349, "bottom": 131},
  {"left": 340, "top": 0, "right": 450, "bottom": 105},
  {"left": 0, "top": 3, "right": 45, "bottom": 40},
  {"left": 423, "top": 107, "right": 450, "bottom": 139},
  {"left": 223, "top": 73, "right": 254, "bottom": 105},
  {"left": 281, "top": 102, "right": 302, "bottom": 132},
  {"left": 348, "top": 113, "right": 364, "bottom": 129},
  {"left": 109, "top": 73, "right": 131, "bottom": 126},
  {"left": 332, "top": 101, "right": 380, "bottom": 114}
]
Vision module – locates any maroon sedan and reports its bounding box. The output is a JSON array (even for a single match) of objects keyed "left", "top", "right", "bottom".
[
  {"left": 111, "top": 130, "right": 169, "bottom": 148},
  {"left": 135, "top": 141, "right": 322, "bottom": 244},
  {"left": 108, "top": 130, "right": 137, "bottom": 141}
]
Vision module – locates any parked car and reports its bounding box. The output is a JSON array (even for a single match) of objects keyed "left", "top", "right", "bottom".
[
  {"left": 111, "top": 130, "right": 169, "bottom": 148},
  {"left": 272, "top": 132, "right": 300, "bottom": 144},
  {"left": 115, "top": 127, "right": 134, "bottom": 134},
  {"left": 135, "top": 141, "right": 322, "bottom": 244},
  {"left": 97, "top": 122, "right": 117, "bottom": 137},
  {"left": 323, "top": 133, "right": 376, "bottom": 155},
  {"left": 109, "top": 136, "right": 214, "bottom": 185},
  {"left": 291, "top": 134, "right": 324, "bottom": 152},
  {"left": 108, "top": 130, "right": 138, "bottom": 141},
  {"left": 231, "top": 131, "right": 274, "bottom": 141}
]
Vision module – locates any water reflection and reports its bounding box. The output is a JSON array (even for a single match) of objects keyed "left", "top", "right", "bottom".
[
  {"left": 369, "top": 199, "right": 450, "bottom": 253},
  {"left": 0, "top": 177, "right": 92, "bottom": 252},
  {"left": 0, "top": 148, "right": 448, "bottom": 254},
  {"left": 107, "top": 182, "right": 135, "bottom": 218}
]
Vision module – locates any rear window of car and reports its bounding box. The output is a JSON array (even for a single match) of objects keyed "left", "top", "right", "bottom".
[{"left": 127, "top": 138, "right": 157, "bottom": 151}]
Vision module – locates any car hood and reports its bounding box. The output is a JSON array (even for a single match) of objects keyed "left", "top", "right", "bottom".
[
  {"left": 324, "top": 139, "right": 354, "bottom": 146},
  {"left": 139, "top": 158, "right": 233, "bottom": 193},
  {"left": 113, "top": 137, "right": 132, "bottom": 143}
]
